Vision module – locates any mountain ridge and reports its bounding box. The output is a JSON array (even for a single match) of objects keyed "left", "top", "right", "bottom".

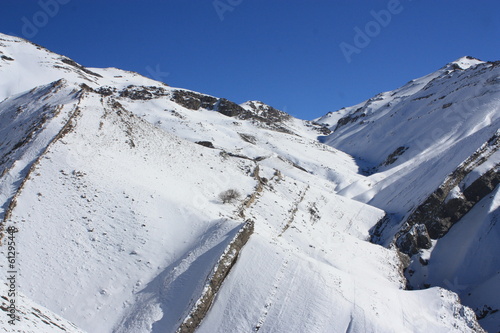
[{"left": 0, "top": 33, "right": 497, "bottom": 332}]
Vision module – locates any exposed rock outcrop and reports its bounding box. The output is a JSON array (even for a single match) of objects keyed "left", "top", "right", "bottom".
[
  {"left": 176, "top": 220, "right": 254, "bottom": 333},
  {"left": 395, "top": 131, "right": 500, "bottom": 254},
  {"left": 119, "top": 85, "right": 168, "bottom": 100},
  {"left": 381, "top": 146, "right": 408, "bottom": 167},
  {"left": 195, "top": 141, "right": 215, "bottom": 149},
  {"left": 241, "top": 101, "right": 291, "bottom": 123},
  {"left": 59, "top": 57, "right": 103, "bottom": 78},
  {"left": 334, "top": 107, "right": 365, "bottom": 131},
  {"left": 424, "top": 166, "right": 500, "bottom": 238},
  {"left": 396, "top": 224, "right": 432, "bottom": 256}
]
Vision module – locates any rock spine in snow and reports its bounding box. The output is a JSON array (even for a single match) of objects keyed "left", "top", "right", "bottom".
[{"left": 176, "top": 220, "right": 254, "bottom": 333}]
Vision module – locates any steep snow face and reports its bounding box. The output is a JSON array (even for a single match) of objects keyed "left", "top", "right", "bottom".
[
  {"left": 0, "top": 33, "right": 165, "bottom": 102},
  {"left": 320, "top": 56, "right": 500, "bottom": 330},
  {"left": 0, "top": 33, "right": 488, "bottom": 333},
  {"left": 314, "top": 58, "right": 484, "bottom": 128},
  {"left": 321, "top": 58, "right": 500, "bottom": 217}
]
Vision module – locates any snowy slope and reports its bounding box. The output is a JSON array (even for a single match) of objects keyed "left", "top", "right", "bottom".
[
  {"left": 320, "top": 56, "right": 500, "bottom": 217},
  {"left": 0, "top": 33, "right": 490, "bottom": 333},
  {"left": 0, "top": 33, "right": 165, "bottom": 101},
  {"left": 6, "top": 90, "right": 259, "bottom": 332},
  {"left": 0, "top": 80, "right": 81, "bottom": 223},
  {"left": 320, "top": 56, "right": 500, "bottom": 331},
  {"left": 0, "top": 281, "right": 84, "bottom": 333},
  {"left": 408, "top": 186, "right": 500, "bottom": 333},
  {"left": 197, "top": 175, "right": 480, "bottom": 333}
]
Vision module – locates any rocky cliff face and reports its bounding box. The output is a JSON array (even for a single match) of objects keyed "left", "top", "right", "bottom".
[{"left": 397, "top": 131, "right": 500, "bottom": 254}]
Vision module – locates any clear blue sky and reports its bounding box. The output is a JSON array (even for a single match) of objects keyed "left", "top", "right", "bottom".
[{"left": 1, "top": 0, "right": 499, "bottom": 120}]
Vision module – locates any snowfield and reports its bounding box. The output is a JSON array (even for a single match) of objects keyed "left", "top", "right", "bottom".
[{"left": 0, "top": 33, "right": 497, "bottom": 332}]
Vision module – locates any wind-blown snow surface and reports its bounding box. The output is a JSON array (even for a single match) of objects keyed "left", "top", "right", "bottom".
[{"left": 0, "top": 33, "right": 488, "bottom": 332}]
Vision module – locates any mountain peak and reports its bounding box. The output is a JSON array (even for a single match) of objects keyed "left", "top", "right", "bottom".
[
  {"left": 240, "top": 100, "right": 289, "bottom": 118},
  {"left": 448, "top": 56, "right": 484, "bottom": 70}
]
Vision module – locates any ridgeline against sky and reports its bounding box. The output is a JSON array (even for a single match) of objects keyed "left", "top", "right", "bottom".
[{"left": 1, "top": 0, "right": 499, "bottom": 119}]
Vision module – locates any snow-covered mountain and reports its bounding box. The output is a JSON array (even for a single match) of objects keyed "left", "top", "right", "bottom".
[
  {"left": 317, "top": 55, "right": 500, "bottom": 332},
  {"left": 0, "top": 32, "right": 497, "bottom": 332}
]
